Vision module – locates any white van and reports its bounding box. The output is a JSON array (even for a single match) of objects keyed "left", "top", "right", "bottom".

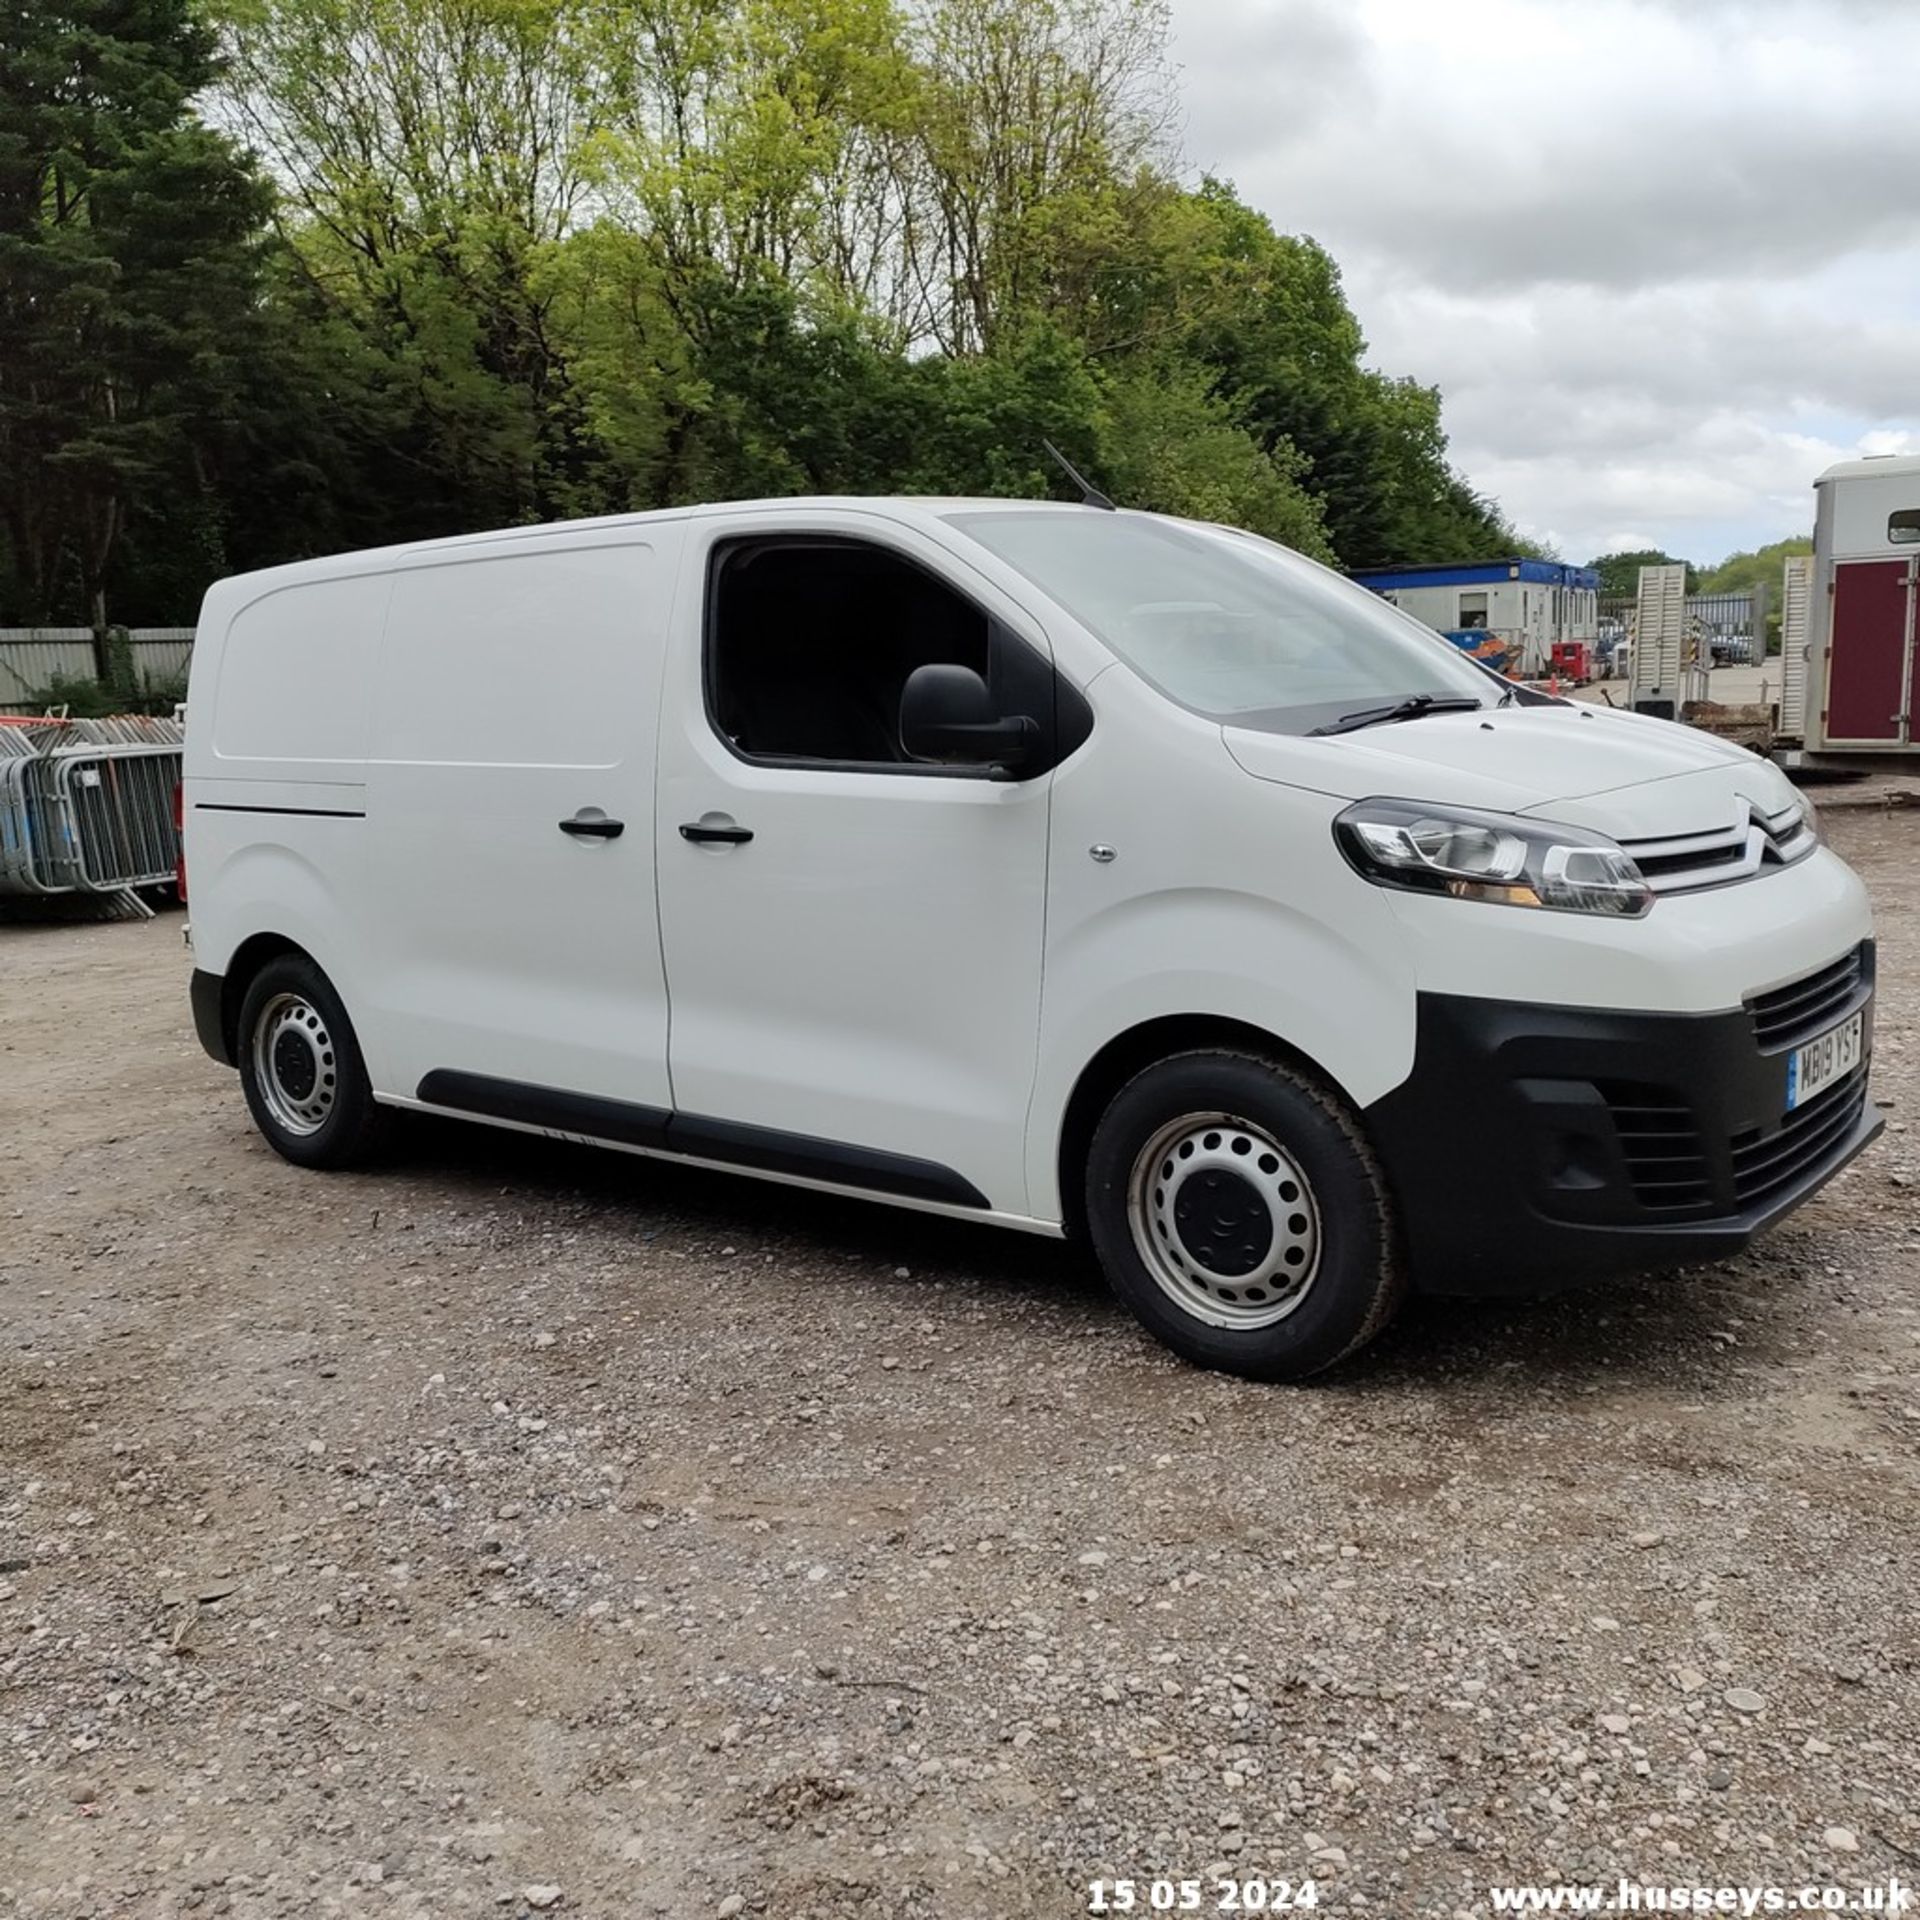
[{"left": 183, "top": 499, "right": 1879, "bottom": 1379}]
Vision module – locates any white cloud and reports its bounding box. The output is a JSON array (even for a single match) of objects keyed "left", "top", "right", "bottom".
[{"left": 1170, "top": 0, "right": 1920, "bottom": 562}]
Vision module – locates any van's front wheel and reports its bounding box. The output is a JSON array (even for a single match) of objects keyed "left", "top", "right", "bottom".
[
  {"left": 1085, "top": 1051, "right": 1403, "bottom": 1380},
  {"left": 236, "top": 954, "right": 392, "bottom": 1170}
]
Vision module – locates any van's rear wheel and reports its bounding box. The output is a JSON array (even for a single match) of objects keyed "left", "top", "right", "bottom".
[
  {"left": 236, "top": 954, "right": 391, "bottom": 1169},
  {"left": 1085, "top": 1050, "right": 1403, "bottom": 1380}
]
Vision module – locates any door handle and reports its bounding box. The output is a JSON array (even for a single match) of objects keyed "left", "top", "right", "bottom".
[
  {"left": 559, "top": 814, "right": 624, "bottom": 839},
  {"left": 680, "top": 820, "right": 753, "bottom": 846}
]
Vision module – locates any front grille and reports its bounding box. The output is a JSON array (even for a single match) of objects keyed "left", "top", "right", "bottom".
[
  {"left": 1747, "top": 945, "right": 1868, "bottom": 1052},
  {"left": 1730, "top": 1066, "right": 1869, "bottom": 1209},
  {"left": 1599, "top": 1083, "right": 1712, "bottom": 1211},
  {"left": 1618, "top": 799, "right": 1816, "bottom": 895}
]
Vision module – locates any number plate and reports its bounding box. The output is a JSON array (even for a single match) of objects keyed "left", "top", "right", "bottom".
[{"left": 1786, "top": 1008, "right": 1864, "bottom": 1110}]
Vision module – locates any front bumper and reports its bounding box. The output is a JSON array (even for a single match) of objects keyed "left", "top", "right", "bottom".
[{"left": 1365, "top": 946, "right": 1880, "bottom": 1296}]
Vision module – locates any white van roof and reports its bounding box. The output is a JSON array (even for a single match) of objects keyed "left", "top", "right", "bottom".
[
  {"left": 209, "top": 496, "right": 1100, "bottom": 594},
  {"left": 1815, "top": 452, "right": 1920, "bottom": 484}
]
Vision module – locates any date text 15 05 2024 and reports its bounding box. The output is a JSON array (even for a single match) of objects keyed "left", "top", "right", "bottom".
[{"left": 1087, "top": 1880, "right": 1321, "bottom": 1913}]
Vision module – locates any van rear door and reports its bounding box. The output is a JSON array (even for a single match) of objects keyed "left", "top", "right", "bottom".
[{"left": 361, "top": 535, "right": 678, "bottom": 1121}]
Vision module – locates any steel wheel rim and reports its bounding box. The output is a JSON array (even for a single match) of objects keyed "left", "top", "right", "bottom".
[
  {"left": 251, "top": 992, "right": 338, "bottom": 1137},
  {"left": 1126, "top": 1111, "right": 1322, "bottom": 1329}
]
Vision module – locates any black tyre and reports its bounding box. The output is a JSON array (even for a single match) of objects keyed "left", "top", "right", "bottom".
[
  {"left": 235, "top": 953, "right": 393, "bottom": 1169},
  {"left": 1085, "top": 1049, "right": 1404, "bottom": 1380}
]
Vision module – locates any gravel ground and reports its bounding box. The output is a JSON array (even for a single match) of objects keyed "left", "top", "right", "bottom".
[{"left": 3, "top": 801, "right": 1918, "bottom": 1920}]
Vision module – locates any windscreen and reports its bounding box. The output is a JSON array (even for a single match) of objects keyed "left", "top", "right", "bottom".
[{"left": 947, "top": 511, "right": 1496, "bottom": 734}]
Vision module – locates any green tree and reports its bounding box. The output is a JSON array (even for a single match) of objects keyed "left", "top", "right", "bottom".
[
  {"left": 0, "top": 0, "right": 1535, "bottom": 636},
  {"left": 586, "top": 0, "right": 922, "bottom": 311},
  {"left": 0, "top": 0, "right": 284, "bottom": 634},
  {"left": 1699, "top": 534, "right": 1811, "bottom": 597},
  {"left": 1091, "top": 366, "right": 1331, "bottom": 558},
  {"left": 901, "top": 0, "right": 1175, "bottom": 353},
  {"left": 1589, "top": 548, "right": 1699, "bottom": 597},
  {"left": 1696, "top": 535, "right": 1811, "bottom": 654},
  {"left": 221, "top": 0, "right": 617, "bottom": 528},
  {"left": 1080, "top": 178, "right": 1514, "bottom": 567}
]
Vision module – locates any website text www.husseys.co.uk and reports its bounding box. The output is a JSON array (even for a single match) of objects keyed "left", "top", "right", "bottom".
[{"left": 1489, "top": 1881, "right": 1911, "bottom": 1916}]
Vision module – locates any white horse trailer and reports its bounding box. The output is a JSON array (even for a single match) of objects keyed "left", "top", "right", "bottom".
[{"left": 1785, "top": 453, "right": 1920, "bottom": 765}]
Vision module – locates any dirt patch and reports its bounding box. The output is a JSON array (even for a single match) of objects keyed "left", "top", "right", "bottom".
[{"left": 3, "top": 809, "right": 1919, "bottom": 1918}]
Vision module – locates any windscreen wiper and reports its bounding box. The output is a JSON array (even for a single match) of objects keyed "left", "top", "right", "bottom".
[{"left": 1309, "top": 694, "right": 1488, "bottom": 738}]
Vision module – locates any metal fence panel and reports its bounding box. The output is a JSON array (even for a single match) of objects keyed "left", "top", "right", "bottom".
[
  {"left": 1779, "top": 555, "right": 1813, "bottom": 738},
  {"left": 24, "top": 755, "right": 83, "bottom": 890},
  {"left": 0, "top": 719, "right": 64, "bottom": 760},
  {"left": 0, "top": 759, "right": 49, "bottom": 890},
  {"left": 54, "top": 747, "right": 183, "bottom": 889},
  {"left": 129, "top": 637, "right": 194, "bottom": 681},
  {"left": 0, "top": 722, "right": 183, "bottom": 896},
  {"left": 1629, "top": 564, "right": 1703, "bottom": 712},
  {"left": 0, "top": 639, "right": 95, "bottom": 704},
  {"left": 59, "top": 715, "right": 185, "bottom": 747},
  {"left": 0, "top": 629, "right": 195, "bottom": 712},
  {"left": 0, "top": 755, "right": 79, "bottom": 893}
]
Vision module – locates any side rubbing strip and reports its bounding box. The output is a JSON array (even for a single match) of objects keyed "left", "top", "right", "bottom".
[
  {"left": 417, "top": 1070, "right": 671, "bottom": 1151},
  {"left": 414, "top": 1071, "right": 989, "bottom": 1208},
  {"left": 195, "top": 803, "right": 367, "bottom": 819},
  {"left": 668, "top": 1113, "right": 989, "bottom": 1208}
]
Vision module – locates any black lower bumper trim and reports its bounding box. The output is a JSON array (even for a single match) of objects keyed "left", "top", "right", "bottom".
[
  {"left": 190, "top": 969, "right": 233, "bottom": 1068},
  {"left": 1367, "top": 975, "right": 1880, "bottom": 1297}
]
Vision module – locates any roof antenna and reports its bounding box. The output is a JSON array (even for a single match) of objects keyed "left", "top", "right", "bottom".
[{"left": 1043, "top": 440, "right": 1117, "bottom": 511}]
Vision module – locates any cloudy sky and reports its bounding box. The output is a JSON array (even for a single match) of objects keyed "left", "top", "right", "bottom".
[{"left": 1170, "top": 0, "right": 1920, "bottom": 566}]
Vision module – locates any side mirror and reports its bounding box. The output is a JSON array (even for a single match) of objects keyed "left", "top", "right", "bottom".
[{"left": 900, "top": 663, "right": 1039, "bottom": 770}]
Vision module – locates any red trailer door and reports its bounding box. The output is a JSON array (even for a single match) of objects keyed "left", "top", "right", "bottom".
[
  {"left": 1910, "top": 571, "right": 1920, "bottom": 740},
  {"left": 1824, "top": 559, "right": 1915, "bottom": 743}
]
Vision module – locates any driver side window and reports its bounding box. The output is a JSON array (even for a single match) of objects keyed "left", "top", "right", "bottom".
[{"left": 707, "top": 538, "right": 990, "bottom": 768}]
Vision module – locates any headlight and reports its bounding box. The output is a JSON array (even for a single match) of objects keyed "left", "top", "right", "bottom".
[{"left": 1334, "top": 799, "right": 1653, "bottom": 917}]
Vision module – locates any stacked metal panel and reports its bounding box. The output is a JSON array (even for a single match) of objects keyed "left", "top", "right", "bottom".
[
  {"left": 1778, "top": 554, "right": 1813, "bottom": 740},
  {"left": 0, "top": 716, "right": 184, "bottom": 902},
  {"left": 0, "top": 724, "right": 54, "bottom": 894},
  {"left": 1628, "top": 563, "right": 1704, "bottom": 716}
]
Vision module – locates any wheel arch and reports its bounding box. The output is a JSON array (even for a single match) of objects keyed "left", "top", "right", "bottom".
[
  {"left": 219, "top": 932, "right": 313, "bottom": 1064},
  {"left": 1054, "top": 1014, "right": 1348, "bottom": 1243}
]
